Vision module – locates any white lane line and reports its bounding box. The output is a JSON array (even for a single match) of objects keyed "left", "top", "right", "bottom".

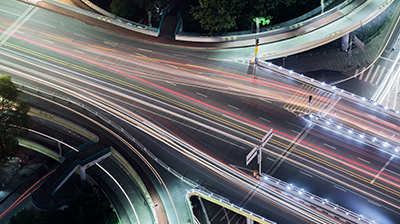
[
  {"left": 31, "top": 19, "right": 56, "bottom": 28},
  {"left": 73, "top": 49, "right": 84, "bottom": 54},
  {"left": 364, "top": 65, "right": 374, "bottom": 82},
  {"left": 135, "top": 52, "right": 147, "bottom": 58},
  {"left": 138, "top": 48, "right": 152, "bottom": 52},
  {"left": 260, "top": 98, "right": 272, "bottom": 103},
  {"left": 333, "top": 185, "right": 347, "bottom": 192},
  {"left": 228, "top": 104, "right": 239, "bottom": 110},
  {"left": 358, "top": 157, "right": 371, "bottom": 164},
  {"left": 354, "top": 69, "right": 359, "bottom": 77},
  {"left": 166, "top": 64, "right": 178, "bottom": 69},
  {"left": 104, "top": 41, "right": 118, "bottom": 47},
  {"left": 369, "top": 64, "right": 380, "bottom": 83},
  {"left": 173, "top": 54, "right": 186, "bottom": 57},
  {"left": 165, "top": 81, "right": 176, "bottom": 86},
  {"left": 371, "top": 155, "right": 394, "bottom": 184},
  {"left": 196, "top": 92, "right": 208, "bottom": 98},
  {"left": 259, "top": 117, "right": 271, "bottom": 123},
  {"left": 358, "top": 67, "right": 366, "bottom": 80},
  {"left": 291, "top": 129, "right": 299, "bottom": 134},
  {"left": 73, "top": 32, "right": 86, "bottom": 37},
  {"left": 374, "top": 67, "right": 386, "bottom": 85},
  {"left": 267, "top": 157, "right": 275, "bottom": 161},
  {"left": 42, "top": 39, "right": 54, "bottom": 44},
  {"left": 324, "top": 143, "right": 336, "bottom": 150},
  {"left": 386, "top": 169, "right": 400, "bottom": 177},
  {"left": 299, "top": 170, "right": 313, "bottom": 178},
  {"left": 367, "top": 200, "right": 381, "bottom": 207},
  {"left": 16, "top": 31, "right": 24, "bottom": 34}
]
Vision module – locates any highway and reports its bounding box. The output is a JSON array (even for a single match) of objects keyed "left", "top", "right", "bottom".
[{"left": 1, "top": 0, "right": 400, "bottom": 223}]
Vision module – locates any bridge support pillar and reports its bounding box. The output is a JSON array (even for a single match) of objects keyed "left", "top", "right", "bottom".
[
  {"left": 246, "top": 218, "right": 254, "bottom": 224},
  {"left": 341, "top": 33, "right": 350, "bottom": 51},
  {"left": 79, "top": 165, "right": 87, "bottom": 187}
]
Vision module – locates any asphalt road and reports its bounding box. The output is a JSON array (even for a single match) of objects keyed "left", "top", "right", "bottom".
[{"left": 1, "top": 0, "right": 400, "bottom": 223}]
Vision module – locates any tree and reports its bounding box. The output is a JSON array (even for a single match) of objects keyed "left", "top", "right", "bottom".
[
  {"left": 190, "top": 0, "right": 239, "bottom": 34},
  {"left": 0, "top": 75, "right": 30, "bottom": 165},
  {"left": 110, "top": 0, "right": 141, "bottom": 21}
]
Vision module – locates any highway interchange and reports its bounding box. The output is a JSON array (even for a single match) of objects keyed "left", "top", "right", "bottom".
[{"left": 2, "top": 0, "right": 400, "bottom": 223}]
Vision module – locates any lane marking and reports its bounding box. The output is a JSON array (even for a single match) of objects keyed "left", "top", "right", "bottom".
[
  {"left": 324, "top": 143, "right": 336, "bottom": 150},
  {"left": 16, "top": 31, "right": 24, "bottom": 34},
  {"left": 165, "top": 81, "right": 176, "bottom": 86},
  {"left": 31, "top": 19, "right": 56, "bottom": 28},
  {"left": 371, "top": 155, "right": 394, "bottom": 184},
  {"left": 367, "top": 200, "right": 381, "bottom": 207},
  {"left": 138, "top": 48, "right": 152, "bottom": 52},
  {"left": 42, "top": 39, "right": 54, "bottom": 44},
  {"left": 196, "top": 92, "right": 208, "bottom": 98},
  {"left": 73, "top": 32, "right": 86, "bottom": 37},
  {"left": 228, "top": 104, "right": 239, "bottom": 110},
  {"left": 333, "top": 185, "right": 347, "bottom": 192},
  {"left": 134, "top": 52, "right": 147, "bottom": 58},
  {"left": 386, "top": 169, "right": 400, "bottom": 177},
  {"left": 260, "top": 98, "right": 272, "bottom": 103},
  {"left": 73, "top": 49, "right": 84, "bottom": 54},
  {"left": 267, "top": 157, "right": 275, "bottom": 161},
  {"left": 299, "top": 170, "right": 313, "bottom": 178},
  {"left": 369, "top": 64, "right": 381, "bottom": 83},
  {"left": 357, "top": 157, "right": 370, "bottom": 164},
  {"left": 259, "top": 117, "right": 271, "bottom": 123},
  {"left": 173, "top": 54, "right": 186, "bottom": 57},
  {"left": 291, "top": 129, "right": 299, "bottom": 134}
]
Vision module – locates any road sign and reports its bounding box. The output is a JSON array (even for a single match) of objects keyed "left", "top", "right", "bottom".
[
  {"left": 353, "top": 35, "right": 364, "bottom": 52},
  {"left": 246, "top": 146, "right": 258, "bottom": 165},
  {"left": 261, "top": 134, "right": 273, "bottom": 148},
  {"left": 262, "top": 128, "right": 273, "bottom": 142}
]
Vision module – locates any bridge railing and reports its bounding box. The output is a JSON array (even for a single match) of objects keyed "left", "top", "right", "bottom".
[{"left": 175, "top": 0, "right": 356, "bottom": 42}]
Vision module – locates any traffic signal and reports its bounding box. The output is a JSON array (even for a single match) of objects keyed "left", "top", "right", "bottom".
[
  {"left": 256, "top": 39, "right": 259, "bottom": 46},
  {"left": 309, "top": 95, "right": 312, "bottom": 103}
]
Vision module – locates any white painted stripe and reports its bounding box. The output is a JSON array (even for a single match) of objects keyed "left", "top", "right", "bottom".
[
  {"left": 165, "top": 81, "right": 176, "bottom": 86},
  {"left": 386, "top": 169, "right": 400, "bottom": 177},
  {"left": 369, "top": 64, "right": 381, "bottom": 83},
  {"left": 104, "top": 41, "right": 118, "bottom": 46},
  {"left": 228, "top": 104, "right": 239, "bottom": 110},
  {"left": 267, "top": 157, "right": 275, "bottom": 161},
  {"left": 324, "top": 143, "right": 336, "bottom": 150},
  {"left": 358, "top": 157, "right": 371, "bottom": 164},
  {"left": 364, "top": 65, "right": 374, "bottom": 82},
  {"left": 291, "top": 129, "right": 299, "bottom": 134},
  {"left": 173, "top": 54, "right": 186, "bottom": 57},
  {"left": 333, "top": 185, "right": 347, "bottom": 192},
  {"left": 259, "top": 117, "right": 271, "bottom": 123},
  {"left": 374, "top": 67, "right": 386, "bottom": 85},
  {"left": 354, "top": 69, "right": 359, "bottom": 77},
  {"left": 299, "top": 170, "right": 313, "bottom": 178},
  {"left": 135, "top": 52, "right": 147, "bottom": 58},
  {"left": 32, "top": 19, "right": 56, "bottom": 28},
  {"left": 367, "top": 200, "right": 381, "bottom": 207},
  {"left": 73, "top": 32, "right": 86, "bottom": 37},
  {"left": 358, "top": 67, "right": 366, "bottom": 79},
  {"left": 138, "top": 48, "right": 152, "bottom": 52},
  {"left": 371, "top": 155, "right": 394, "bottom": 183},
  {"left": 73, "top": 49, "right": 84, "bottom": 54},
  {"left": 260, "top": 98, "right": 272, "bottom": 103},
  {"left": 16, "top": 31, "right": 24, "bottom": 34},
  {"left": 42, "top": 39, "right": 54, "bottom": 44},
  {"left": 196, "top": 92, "right": 208, "bottom": 98}
]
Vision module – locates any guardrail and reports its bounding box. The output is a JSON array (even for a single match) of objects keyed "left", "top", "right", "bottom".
[
  {"left": 43, "top": 0, "right": 158, "bottom": 37},
  {"left": 16, "top": 80, "right": 380, "bottom": 224},
  {"left": 256, "top": 59, "right": 400, "bottom": 119},
  {"left": 175, "top": 0, "right": 355, "bottom": 42}
]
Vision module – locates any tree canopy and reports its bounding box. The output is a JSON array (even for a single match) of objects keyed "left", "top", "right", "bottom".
[{"left": 0, "top": 75, "right": 30, "bottom": 165}]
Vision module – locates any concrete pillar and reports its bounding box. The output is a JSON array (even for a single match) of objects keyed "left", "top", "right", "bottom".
[
  {"left": 246, "top": 217, "right": 254, "bottom": 224},
  {"left": 79, "top": 165, "right": 86, "bottom": 187},
  {"left": 341, "top": 33, "right": 350, "bottom": 51}
]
